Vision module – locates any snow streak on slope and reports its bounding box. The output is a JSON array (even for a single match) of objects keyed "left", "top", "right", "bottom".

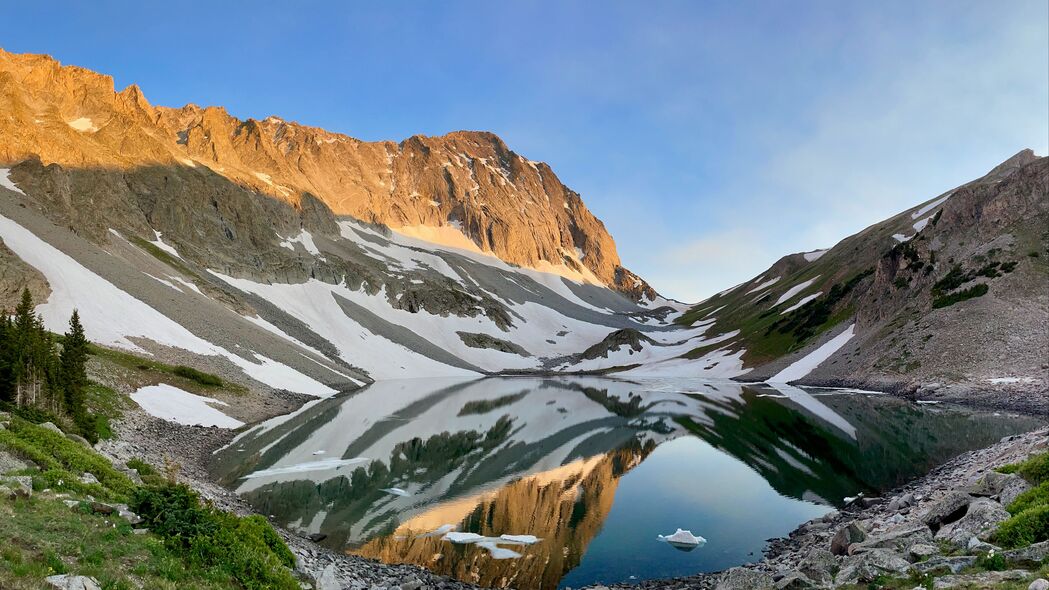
[
  {"left": 769, "top": 324, "right": 856, "bottom": 383},
  {"left": 0, "top": 214, "right": 336, "bottom": 397},
  {"left": 131, "top": 383, "right": 244, "bottom": 428}
]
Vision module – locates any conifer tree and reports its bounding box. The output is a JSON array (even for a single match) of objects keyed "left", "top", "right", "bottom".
[{"left": 61, "top": 310, "right": 88, "bottom": 418}]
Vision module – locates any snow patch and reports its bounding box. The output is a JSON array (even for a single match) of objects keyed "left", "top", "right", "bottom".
[
  {"left": 67, "top": 117, "right": 99, "bottom": 132},
  {"left": 769, "top": 324, "right": 855, "bottom": 383},
  {"left": 803, "top": 249, "right": 828, "bottom": 262},
  {"left": 747, "top": 276, "right": 781, "bottom": 294},
  {"left": 781, "top": 292, "right": 822, "bottom": 314},
  {"left": 912, "top": 193, "right": 951, "bottom": 219},
  {"left": 149, "top": 230, "right": 182, "bottom": 259},
  {"left": 131, "top": 383, "right": 243, "bottom": 428},
  {"left": 0, "top": 169, "right": 25, "bottom": 195},
  {"left": 775, "top": 276, "right": 820, "bottom": 306}
]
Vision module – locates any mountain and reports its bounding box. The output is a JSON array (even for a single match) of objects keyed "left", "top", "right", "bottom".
[
  {"left": 0, "top": 47, "right": 1044, "bottom": 405},
  {"left": 0, "top": 49, "right": 693, "bottom": 393},
  {"left": 0, "top": 49, "right": 653, "bottom": 299},
  {"left": 671, "top": 149, "right": 1048, "bottom": 405}
]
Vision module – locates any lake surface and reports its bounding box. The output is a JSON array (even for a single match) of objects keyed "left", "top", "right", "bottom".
[{"left": 211, "top": 377, "right": 1043, "bottom": 589}]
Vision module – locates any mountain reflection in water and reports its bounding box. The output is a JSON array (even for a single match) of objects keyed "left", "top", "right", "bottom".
[{"left": 210, "top": 377, "right": 1042, "bottom": 589}]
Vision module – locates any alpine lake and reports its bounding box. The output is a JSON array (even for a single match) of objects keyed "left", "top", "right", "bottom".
[{"left": 210, "top": 377, "right": 1044, "bottom": 589}]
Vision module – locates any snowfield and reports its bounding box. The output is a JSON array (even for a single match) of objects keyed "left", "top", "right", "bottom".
[{"left": 131, "top": 383, "right": 243, "bottom": 428}]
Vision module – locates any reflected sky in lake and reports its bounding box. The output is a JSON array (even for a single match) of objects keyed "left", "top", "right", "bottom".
[{"left": 210, "top": 377, "right": 1043, "bottom": 589}]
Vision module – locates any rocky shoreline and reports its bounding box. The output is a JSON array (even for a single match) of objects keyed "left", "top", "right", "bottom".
[{"left": 97, "top": 386, "right": 1047, "bottom": 590}]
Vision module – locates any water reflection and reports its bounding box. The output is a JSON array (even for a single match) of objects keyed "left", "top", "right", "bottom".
[{"left": 211, "top": 377, "right": 1042, "bottom": 589}]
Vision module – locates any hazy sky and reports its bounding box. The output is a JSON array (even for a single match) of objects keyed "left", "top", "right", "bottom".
[{"left": 7, "top": 1, "right": 1047, "bottom": 301}]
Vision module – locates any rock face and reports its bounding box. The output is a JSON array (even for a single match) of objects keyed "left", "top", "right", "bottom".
[{"left": 0, "top": 49, "right": 653, "bottom": 300}]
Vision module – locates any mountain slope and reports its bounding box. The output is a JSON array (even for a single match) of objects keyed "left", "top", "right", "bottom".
[
  {"left": 672, "top": 149, "right": 1049, "bottom": 405},
  {"left": 0, "top": 49, "right": 652, "bottom": 299}
]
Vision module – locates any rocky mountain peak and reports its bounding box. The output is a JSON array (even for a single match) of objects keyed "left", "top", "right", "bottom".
[{"left": 0, "top": 49, "right": 655, "bottom": 299}]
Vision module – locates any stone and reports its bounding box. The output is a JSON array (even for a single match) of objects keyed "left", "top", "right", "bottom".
[
  {"left": 0, "top": 447, "right": 29, "bottom": 473},
  {"left": 114, "top": 503, "right": 143, "bottom": 525},
  {"left": 63, "top": 499, "right": 79, "bottom": 508},
  {"left": 774, "top": 573, "right": 816, "bottom": 589},
  {"left": 307, "top": 532, "right": 328, "bottom": 543},
  {"left": 921, "top": 491, "right": 972, "bottom": 531},
  {"left": 966, "top": 471, "right": 1016, "bottom": 497},
  {"left": 78, "top": 472, "right": 100, "bottom": 485},
  {"left": 910, "top": 555, "right": 977, "bottom": 575},
  {"left": 39, "top": 422, "right": 63, "bottom": 435},
  {"left": 835, "top": 549, "right": 910, "bottom": 585},
  {"left": 931, "top": 570, "right": 1030, "bottom": 589},
  {"left": 44, "top": 575, "right": 101, "bottom": 590},
  {"left": 133, "top": 528, "right": 148, "bottom": 535},
  {"left": 65, "top": 433, "right": 92, "bottom": 447},
  {"left": 90, "top": 502, "right": 115, "bottom": 516},
  {"left": 830, "top": 521, "right": 867, "bottom": 556},
  {"left": 314, "top": 564, "right": 340, "bottom": 590},
  {"left": 965, "top": 536, "right": 999, "bottom": 554},
  {"left": 797, "top": 548, "right": 838, "bottom": 583},
  {"left": 400, "top": 582, "right": 423, "bottom": 590},
  {"left": 1002, "top": 540, "right": 1049, "bottom": 565},
  {"left": 1, "top": 475, "right": 32, "bottom": 499},
  {"left": 1001, "top": 476, "right": 1034, "bottom": 507},
  {"left": 1029, "top": 579, "right": 1049, "bottom": 590},
  {"left": 934, "top": 498, "right": 1009, "bottom": 547},
  {"left": 907, "top": 543, "right": 939, "bottom": 561},
  {"left": 715, "top": 567, "right": 776, "bottom": 590},
  {"left": 848, "top": 523, "right": 933, "bottom": 554}
]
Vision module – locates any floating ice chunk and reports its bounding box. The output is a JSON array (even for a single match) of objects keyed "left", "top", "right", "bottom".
[
  {"left": 477, "top": 540, "right": 522, "bottom": 559},
  {"left": 657, "top": 528, "right": 706, "bottom": 547},
  {"left": 443, "top": 532, "right": 485, "bottom": 544},
  {"left": 242, "top": 457, "right": 369, "bottom": 478},
  {"left": 417, "top": 524, "right": 457, "bottom": 538},
  {"left": 499, "top": 534, "right": 540, "bottom": 545},
  {"left": 381, "top": 487, "right": 410, "bottom": 497}
]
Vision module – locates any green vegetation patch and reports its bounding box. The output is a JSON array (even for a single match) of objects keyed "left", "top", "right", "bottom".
[
  {"left": 129, "top": 236, "right": 200, "bottom": 281},
  {"left": 993, "top": 452, "right": 1049, "bottom": 549},
  {"left": 932, "top": 283, "right": 988, "bottom": 309},
  {"left": 172, "top": 365, "right": 224, "bottom": 387},
  {"left": 87, "top": 343, "right": 237, "bottom": 393}
]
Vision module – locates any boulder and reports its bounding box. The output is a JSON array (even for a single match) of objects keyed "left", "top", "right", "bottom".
[
  {"left": 774, "top": 573, "right": 816, "bottom": 589},
  {"left": 1002, "top": 541, "right": 1049, "bottom": 566},
  {"left": 934, "top": 498, "right": 1009, "bottom": 547},
  {"left": 44, "top": 575, "right": 101, "bottom": 590},
  {"left": 90, "top": 502, "right": 115, "bottom": 516},
  {"left": 907, "top": 543, "right": 939, "bottom": 561},
  {"left": 830, "top": 521, "right": 867, "bottom": 556},
  {"left": 848, "top": 523, "right": 933, "bottom": 554},
  {"left": 65, "top": 433, "right": 92, "bottom": 448},
  {"left": 1, "top": 475, "right": 32, "bottom": 499},
  {"left": 1001, "top": 476, "right": 1034, "bottom": 507},
  {"left": 313, "top": 564, "right": 340, "bottom": 590},
  {"left": 78, "top": 472, "right": 100, "bottom": 485},
  {"left": 715, "top": 567, "right": 775, "bottom": 590},
  {"left": 910, "top": 555, "right": 977, "bottom": 575},
  {"left": 0, "top": 447, "right": 29, "bottom": 473},
  {"left": 39, "top": 422, "right": 63, "bottom": 435},
  {"left": 921, "top": 491, "right": 972, "bottom": 531},
  {"left": 834, "top": 549, "right": 910, "bottom": 585},
  {"left": 966, "top": 471, "right": 1015, "bottom": 497},
  {"left": 965, "top": 536, "right": 999, "bottom": 554},
  {"left": 931, "top": 569, "right": 1030, "bottom": 589},
  {"left": 1029, "top": 579, "right": 1049, "bottom": 590},
  {"left": 797, "top": 548, "right": 838, "bottom": 583},
  {"left": 887, "top": 492, "right": 916, "bottom": 512}
]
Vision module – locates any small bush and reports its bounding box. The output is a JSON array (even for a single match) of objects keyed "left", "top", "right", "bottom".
[
  {"left": 1015, "top": 452, "right": 1049, "bottom": 485},
  {"left": 1008, "top": 481, "right": 1049, "bottom": 516},
  {"left": 975, "top": 550, "right": 1006, "bottom": 571},
  {"left": 995, "top": 504, "right": 1049, "bottom": 548},
  {"left": 131, "top": 483, "right": 298, "bottom": 589},
  {"left": 126, "top": 458, "right": 157, "bottom": 477},
  {"left": 932, "top": 284, "right": 988, "bottom": 309},
  {"left": 172, "top": 366, "right": 223, "bottom": 387}
]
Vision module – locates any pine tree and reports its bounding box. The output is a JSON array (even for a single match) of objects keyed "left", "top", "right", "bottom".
[{"left": 61, "top": 310, "right": 88, "bottom": 418}]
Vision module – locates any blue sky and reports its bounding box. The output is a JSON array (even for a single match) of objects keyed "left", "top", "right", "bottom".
[{"left": 7, "top": 1, "right": 1047, "bottom": 301}]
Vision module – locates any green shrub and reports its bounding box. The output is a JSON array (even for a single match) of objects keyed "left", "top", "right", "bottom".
[
  {"left": 1008, "top": 481, "right": 1049, "bottom": 516},
  {"left": 131, "top": 483, "right": 298, "bottom": 589},
  {"left": 975, "top": 550, "right": 1006, "bottom": 571},
  {"left": 1016, "top": 452, "right": 1049, "bottom": 484},
  {"left": 126, "top": 458, "right": 157, "bottom": 477},
  {"left": 995, "top": 504, "right": 1049, "bottom": 548},
  {"left": 932, "top": 283, "right": 988, "bottom": 308},
  {"left": 172, "top": 366, "right": 223, "bottom": 387}
]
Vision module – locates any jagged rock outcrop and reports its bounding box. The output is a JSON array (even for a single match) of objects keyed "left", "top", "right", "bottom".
[{"left": 0, "top": 49, "right": 654, "bottom": 300}]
